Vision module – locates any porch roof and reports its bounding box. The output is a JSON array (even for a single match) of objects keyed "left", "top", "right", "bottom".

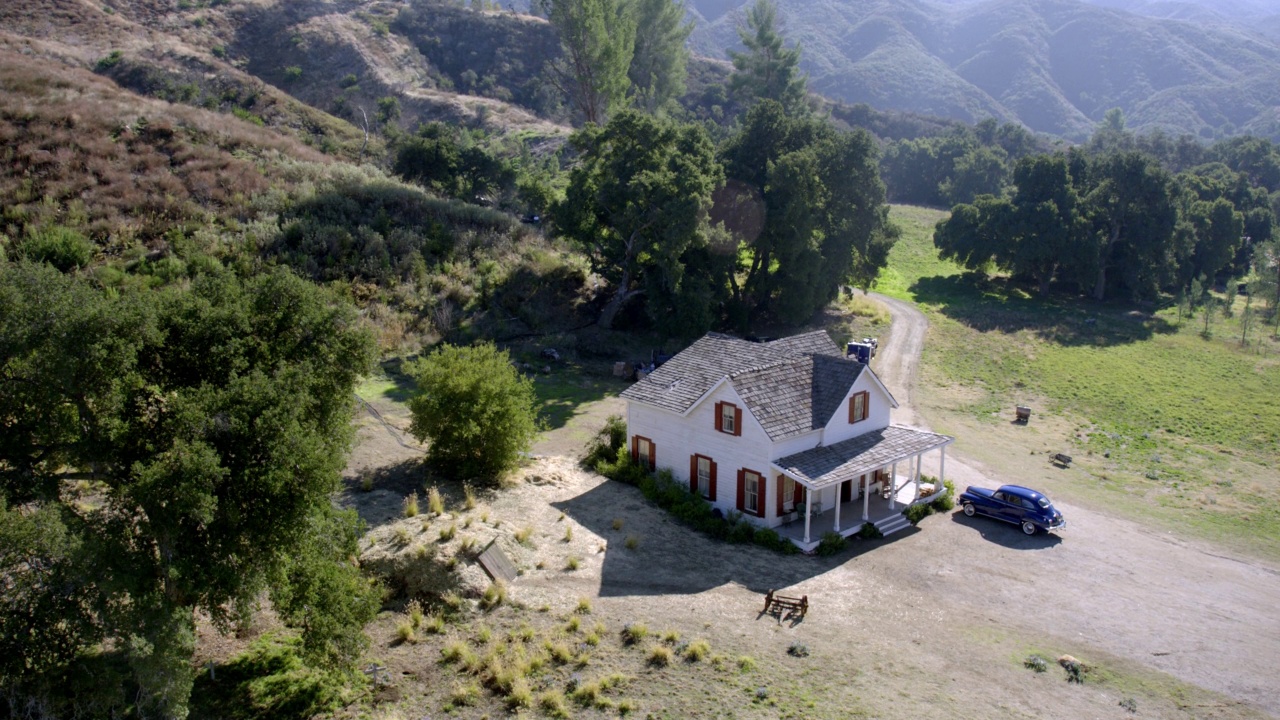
[{"left": 772, "top": 425, "right": 953, "bottom": 490}]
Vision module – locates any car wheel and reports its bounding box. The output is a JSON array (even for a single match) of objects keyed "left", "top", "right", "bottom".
[
  {"left": 1021, "top": 521, "right": 1037, "bottom": 535},
  {"left": 962, "top": 503, "right": 976, "bottom": 517}
]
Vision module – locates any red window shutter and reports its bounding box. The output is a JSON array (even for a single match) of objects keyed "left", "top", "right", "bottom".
[
  {"left": 689, "top": 455, "right": 698, "bottom": 494},
  {"left": 755, "top": 474, "right": 766, "bottom": 517},
  {"left": 648, "top": 440, "right": 656, "bottom": 470},
  {"left": 733, "top": 406, "right": 743, "bottom": 436},
  {"left": 848, "top": 395, "right": 855, "bottom": 423},
  {"left": 630, "top": 436, "right": 638, "bottom": 463},
  {"left": 776, "top": 475, "right": 785, "bottom": 516},
  {"left": 708, "top": 461, "right": 717, "bottom": 501},
  {"left": 714, "top": 402, "right": 723, "bottom": 432},
  {"left": 736, "top": 469, "right": 745, "bottom": 512}
]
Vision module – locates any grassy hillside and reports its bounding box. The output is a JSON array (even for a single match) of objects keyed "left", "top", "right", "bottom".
[
  {"left": 885, "top": 205, "right": 1280, "bottom": 558},
  {"left": 689, "top": 0, "right": 1280, "bottom": 141}
]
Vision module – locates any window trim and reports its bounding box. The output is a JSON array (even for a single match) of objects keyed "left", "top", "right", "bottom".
[
  {"left": 738, "top": 468, "right": 764, "bottom": 517},
  {"left": 631, "top": 435, "right": 656, "bottom": 471},
  {"left": 714, "top": 401, "right": 743, "bottom": 437},
  {"left": 848, "top": 390, "right": 870, "bottom": 424},
  {"left": 689, "top": 453, "right": 717, "bottom": 500}
]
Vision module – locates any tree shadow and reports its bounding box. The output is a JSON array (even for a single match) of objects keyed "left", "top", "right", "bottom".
[
  {"left": 529, "top": 370, "right": 627, "bottom": 431},
  {"left": 551, "top": 479, "right": 918, "bottom": 599},
  {"left": 909, "top": 274, "right": 1177, "bottom": 347},
  {"left": 948, "top": 512, "right": 1064, "bottom": 550}
]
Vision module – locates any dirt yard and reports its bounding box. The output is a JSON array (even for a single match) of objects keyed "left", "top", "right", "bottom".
[{"left": 333, "top": 296, "right": 1280, "bottom": 718}]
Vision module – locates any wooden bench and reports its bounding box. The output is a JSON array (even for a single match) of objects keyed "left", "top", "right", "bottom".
[
  {"left": 1052, "top": 453, "right": 1072, "bottom": 467},
  {"left": 762, "top": 590, "right": 808, "bottom": 620}
]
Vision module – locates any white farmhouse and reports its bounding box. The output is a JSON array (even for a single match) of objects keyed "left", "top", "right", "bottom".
[{"left": 620, "top": 331, "right": 953, "bottom": 551}]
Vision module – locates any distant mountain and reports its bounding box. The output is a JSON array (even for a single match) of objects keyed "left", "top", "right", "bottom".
[{"left": 688, "top": 0, "right": 1280, "bottom": 141}]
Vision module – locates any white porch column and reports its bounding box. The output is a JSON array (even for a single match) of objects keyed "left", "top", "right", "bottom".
[
  {"left": 862, "top": 476, "right": 870, "bottom": 521},
  {"left": 803, "top": 488, "right": 812, "bottom": 544},
  {"left": 939, "top": 445, "right": 947, "bottom": 491},
  {"left": 834, "top": 485, "right": 842, "bottom": 533},
  {"left": 914, "top": 453, "right": 921, "bottom": 501},
  {"left": 889, "top": 461, "right": 898, "bottom": 509}
]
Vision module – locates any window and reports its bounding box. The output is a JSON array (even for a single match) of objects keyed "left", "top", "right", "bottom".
[
  {"left": 782, "top": 476, "right": 795, "bottom": 513},
  {"left": 715, "top": 401, "right": 742, "bottom": 436},
  {"left": 743, "top": 470, "right": 761, "bottom": 514},
  {"left": 631, "top": 435, "right": 655, "bottom": 470},
  {"left": 848, "top": 390, "right": 869, "bottom": 423},
  {"left": 690, "top": 454, "right": 716, "bottom": 500}
]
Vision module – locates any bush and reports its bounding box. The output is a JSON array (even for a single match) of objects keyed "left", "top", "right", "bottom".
[
  {"left": 592, "top": 445, "right": 650, "bottom": 486},
  {"left": 931, "top": 479, "right": 956, "bottom": 512},
  {"left": 815, "top": 531, "right": 847, "bottom": 556},
  {"left": 904, "top": 502, "right": 932, "bottom": 525},
  {"left": 407, "top": 343, "right": 538, "bottom": 484},
  {"left": 1023, "top": 655, "right": 1048, "bottom": 673},
  {"left": 621, "top": 622, "right": 648, "bottom": 645},
  {"left": 19, "top": 225, "right": 94, "bottom": 271},
  {"left": 583, "top": 415, "right": 627, "bottom": 469},
  {"left": 684, "top": 639, "right": 711, "bottom": 661},
  {"left": 193, "top": 634, "right": 346, "bottom": 719},
  {"left": 727, "top": 520, "right": 757, "bottom": 544},
  {"left": 647, "top": 645, "right": 672, "bottom": 666},
  {"left": 786, "top": 642, "right": 809, "bottom": 657},
  {"left": 858, "top": 522, "right": 882, "bottom": 540},
  {"left": 283, "top": 66, "right": 302, "bottom": 83}
]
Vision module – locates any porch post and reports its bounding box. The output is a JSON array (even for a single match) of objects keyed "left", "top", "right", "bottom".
[
  {"left": 803, "top": 487, "right": 812, "bottom": 544},
  {"left": 862, "top": 475, "right": 870, "bottom": 521},
  {"left": 914, "top": 453, "right": 921, "bottom": 501},
  {"left": 889, "top": 461, "right": 898, "bottom": 510},
  {"left": 939, "top": 445, "right": 947, "bottom": 492},
  {"left": 834, "top": 484, "right": 842, "bottom": 533}
]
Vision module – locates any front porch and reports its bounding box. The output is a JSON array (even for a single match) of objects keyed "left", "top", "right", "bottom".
[
  {"left": 775, "top": 475, "right": 933, "bottom": 552},
  {"left": 771, "top": 425, "right": 954, "bottom": 552}
]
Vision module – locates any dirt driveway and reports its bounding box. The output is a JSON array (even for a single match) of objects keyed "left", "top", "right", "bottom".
[{"left": 865, "top": 291, "right": 1280, "bottom": 716}]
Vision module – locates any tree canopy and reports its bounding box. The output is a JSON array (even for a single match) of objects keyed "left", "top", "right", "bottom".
[
  {"left": 554, "top": 110, "right": 724, "bottom": 332},
  {"left": 546, "top": 0, "right": 636, "bottom": 124},
  {"left": 728, "top": 0, "right": 808, "bottom": 110},
  {"left": 628, "top": 0, "right": 693, "bottom": 114},
  {"left": 0, "top": 262, "right": 378, "bottom": 718},
  {"left": 406, "top": 342, "right": 539, "bottom": 483}
]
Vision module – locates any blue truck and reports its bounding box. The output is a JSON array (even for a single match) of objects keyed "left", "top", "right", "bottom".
[{"left": 958, "top": 484, "right": 1066, "bottom": 536}]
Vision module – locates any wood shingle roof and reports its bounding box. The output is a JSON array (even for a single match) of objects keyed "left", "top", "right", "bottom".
[
  {"left": 773, "top": 425, "right": 953, "bottom": 489},
  {"left": 620, "top": 331, "right": 866, "bottom": 440}
]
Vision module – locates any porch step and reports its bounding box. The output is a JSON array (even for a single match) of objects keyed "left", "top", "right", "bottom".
[{"left": 873, "top": 513, "right": 912, "bottom": 537}]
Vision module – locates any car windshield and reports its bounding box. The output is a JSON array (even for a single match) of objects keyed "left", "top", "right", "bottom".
[{"left": 1037, "top": 497, "right": 1051, "bottom": 509}]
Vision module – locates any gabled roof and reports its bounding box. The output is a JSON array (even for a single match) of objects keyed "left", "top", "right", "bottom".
[{"left": 620, "top": 330, "right": 868, "bottom": 440}]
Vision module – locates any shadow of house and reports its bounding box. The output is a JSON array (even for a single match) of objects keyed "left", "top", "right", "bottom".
[
  {"left": 949, "top": 512, "right": 1063, "bottom": 550},
  {"left": 551, "top": 479, "right": 917, "bottom": 599},
  {"left": 910, "top": 275, "right": 1175, "bottom": 348}
]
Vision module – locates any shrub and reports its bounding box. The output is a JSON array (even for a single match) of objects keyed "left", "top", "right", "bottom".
[
  {"left": 283, "top": 66, "right": 302, "bottom": 83},
  {"left": 787, "top": 642, "right": 809, "bottom": 657},
  {"left": 684, "top": 639, "right": 711, "bottom": 661},
  {"left": 816, "top": 531, "right": 847, "bottom": 556},
  {"left": 441, "top": 640, "right": 471, "bottom": 664},
  {"left": 95, "top": 50, "right": 124, "bottom": 71},
  {"left": 206, "top": 635, "right": 346, "bottom": 719},
  {"left": 584, "top": 415, "right": 627, "bottom": 469},
  {"left": 565, "top": 616, "right": 581, "bottom": 633},
  {"left": 563, "top": 525, "right": 573, "bottom": 542},
  {"left": 20, "top": 226, "right": 94, "bottom": 271},
  {"left": 932, "top": 479, "right": 956, "bottom": 512},
  {"left": 904, "top": 503, "right": 932, "bottom": 525},
  {"left": 480, "top": 581, "right": 506, "bottom": 610},
  {"left": 463, "top": 483, "right": 478, "bottom": 510},
  {"left": 395, "top": 621, "right": 416, "bottom": 644},
  {"left": 621, "top": 622, "right": 648, "bottom": 645},
  {"left": 427, "top": 486, "right": 444, "bottom": 515},
  {"left": 858, "top": 522, "right": 882, "bottom": 540},
  {"left": 1024, "top": 655, "right": 1048, "bottom": 673},
  {"left": 661, "top": 630, "right": 681, "bottom": 644},
  {"left": 539, "top": 689, "right": 570, "bottom": 718},
  {"left": 403, "top": 493, "right": 419, "bottom": 517},
  {"left": 647, "top": 645, "right": 672, "bottom": 666},
  {"left": 753, "top": 527, "right": 787, "bottom": 551},
  {"left": 406, "top": 599, "right": 424, "bottom": 628},
  {"left": 407, "top": 343, "right": 538, "bottom": 484},
  {"left": 438, "top": 523, "right": 457, "bottom": 541},
  {"left": 339, "top": 73, "right": 359, "bottom": 88},
  {"left": 565, "top": 556, "right": 581, "bottom": 571},
  {"left": 575, "top": 597, "right": 592, "bottom": 614},
  {"left": 449, "top": 681, "right": 481, "bottom": 707},
  {"left": 595, "top": 445, "right": 650, "bottom": 485},
  {"left": 727, "top": 521, "right": 757, "bottom": 544},
  {"left": 624, "top": 534, "right": 639, "bottom": 550},
  {"left": 505, "top": 678, "right": 533, "bottom": 709},
  {"left": 423, "top": 613, "right": 445, "bottom": 635},
  {"left": 515, "top": 526, "right": 534, "bottom": 546},
  {"left": 737, "top": 655, "right": 757, "bottom": 671},
  {"left": 612, "top": 518, "right": 625, "bottom": 531}
]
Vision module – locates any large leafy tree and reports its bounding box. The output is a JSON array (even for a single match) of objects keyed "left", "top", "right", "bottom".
[
  {"left": 719, "top": 101, "right": 893, "bottom": 325},
  {"left": 406, "top": 342, "right": 538, "bottom": 483},
  {"left": 554, "top": 110, "right": 724, "bottom": 332},
  {"left": 728, "top": 0, "right": 807, "bottom": 109},
  {"left": 628, "top": 0, "right": 693, "bottom": 114},
  {"left": 0, "top": 263, "right": 378, "bottom": 718},
  {"left": 1080, "top": 152, "right": 1182, "bottom": 300},
  {"left": 1005, "top": 154, "right": 1093, "bottom": 295},
  {"left": 546, "top": 0, "right": 636, "bottom": 124}
]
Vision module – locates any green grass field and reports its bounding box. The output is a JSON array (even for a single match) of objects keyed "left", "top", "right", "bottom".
[{"left": 885, "top": 205, "right": 1280, "bottom": 558}]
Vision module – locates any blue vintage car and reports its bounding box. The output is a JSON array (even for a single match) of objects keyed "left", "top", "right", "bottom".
[{"left": 958, "top": 484, "right": 1066, "bottom": 535}]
